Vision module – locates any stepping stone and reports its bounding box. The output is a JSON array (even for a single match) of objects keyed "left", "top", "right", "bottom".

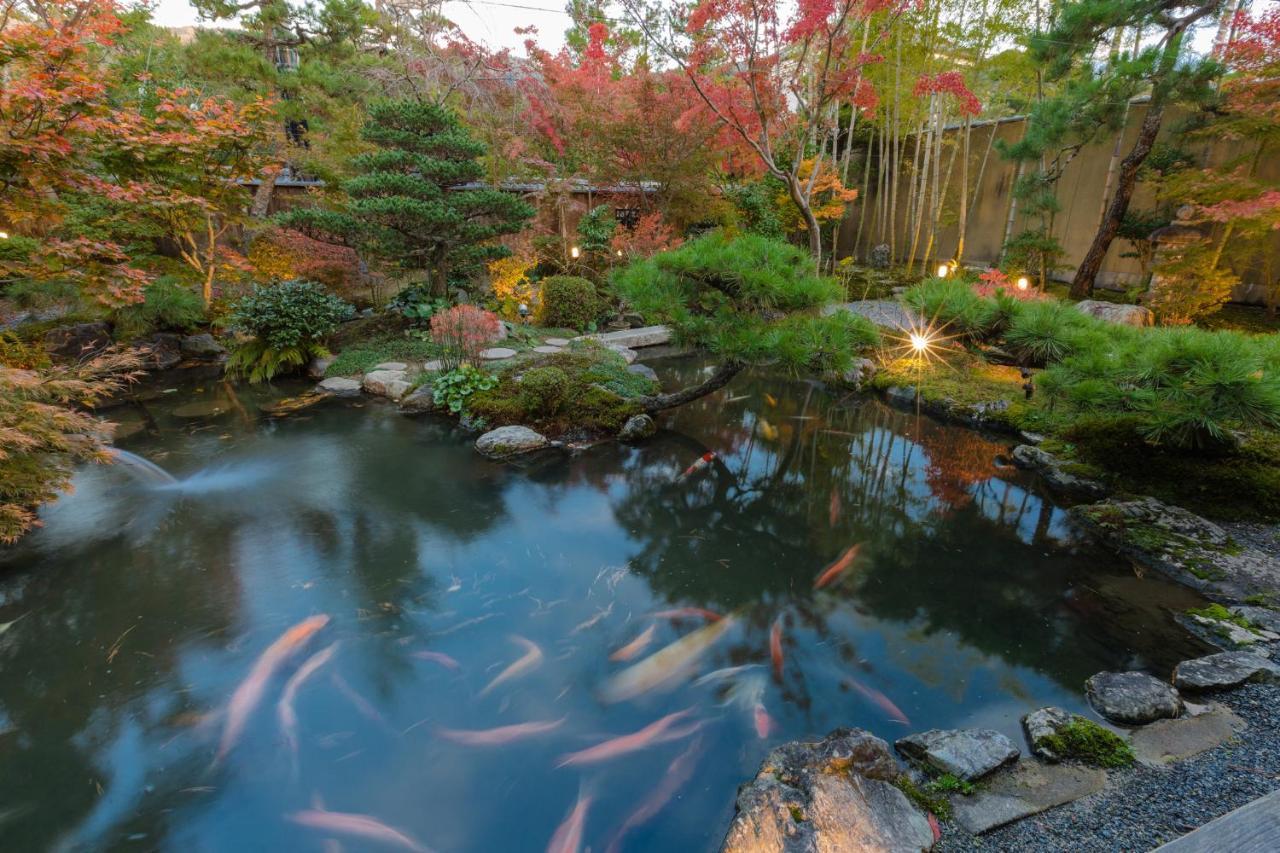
[
  {"left": 951, "top": 759, "right": 1107, "bottom": 834},
  {"left": 532, "top": 345, "right": 563, "bottom": 354},
  {"left": 373, "top": 361, "right": 409, "bottom": 372},
  {"left": 1174, "top": 650, "right": 1280, "bottom": 691},
  {"left": 574, "top": 325, "right": 670, "bottom": 348},
  {"left": 362, "top": 369, "right": 411, "bottom": 400},
  {"left": 422, "top": 360, "right": 442, "bottom": 372},
  {"left": 894, "top": 728, "right": 1019, "bottom": 781},
  {"left": 479, "top": 347, "right": 518, "bottom": 360},
  {"left": 1086, "top": 671, "right": 1183, "bottom": 725},
  {"left": 318, "top": 377, "right": 362, "bottom": 397},
  {"left": 1130, "top": 703, "right": 1245, "bottom": 766},
  {"left": 544, "top": 337, "right": 571, "bottom": 346}
]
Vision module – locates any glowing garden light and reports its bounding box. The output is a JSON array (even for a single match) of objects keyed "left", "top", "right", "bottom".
[
  {"left": 570, "top": 245, "right": 581, "bottom": 259},
  {"left": 1016, "top": 276, "right": 1030, "bottom": 291},
  {"left": 910, "top": 332, "right": 931, "bottom": 354},
  {"left": 0, "top": 231, "right": 8, "bottom": 240},
  {"left": 936, "top": 263, "right": 950, "bottom": 278}
]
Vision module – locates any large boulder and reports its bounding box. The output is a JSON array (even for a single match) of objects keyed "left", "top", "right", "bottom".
[
  {"left": 317, "top": 377, "right": 362, "bottom": 397},
  {"left": 720, "top": 728, "right": 934, "bottom": 853},
  {"left": 475, "top": 425, "right": 549, "bottom": 459},
  {"left": 1085, "top": 671, "right": 1183, "bottom": 725},
  {"left": 43, "top": 322, "right": 112, "bottom": 359},
  {"left": 308, "top": 355, "right": 335, "bottom": 379},
  {"left": 398, "top": 383, "right": 438, "bottom": 415},
  {"left": 180, "top": 333, "right": 225, "bottom": 359},
  {"left": 1172, "top": 650, "right": 1280, "bottom": 692},
  {"left": 626, "top": 363, "right": 659, "bottom": 382},
  {"left": 1075, "top": 300, "right": 1154, "bottom": 327},
  {"left": 140, "top": 333, "right": 182, "bottom": 371},
  {"left": 894, "top": 729, "right": 1019, "bottom": 781},
  {"left": 362, "top": 369, "right": 411, "bottom": 400}
]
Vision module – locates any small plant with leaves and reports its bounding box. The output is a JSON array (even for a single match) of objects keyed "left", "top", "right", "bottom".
[
  {"left": 431, "top": 364, "right": 498, "bottom": 415},
  {"left": 430, "top": 305, "right": 502, "bottom": 370},
  {"left": 226, "top": 281, "right": 353, "bottom": 383}
]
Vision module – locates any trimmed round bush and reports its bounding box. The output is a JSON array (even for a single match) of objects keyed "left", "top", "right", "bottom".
[{"left": 540, "top": 276, "right": 601, "bottom": 330}]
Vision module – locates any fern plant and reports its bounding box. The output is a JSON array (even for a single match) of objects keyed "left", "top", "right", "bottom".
[{"left": 226, "top": 281, "right": 353, "bottom": 383}]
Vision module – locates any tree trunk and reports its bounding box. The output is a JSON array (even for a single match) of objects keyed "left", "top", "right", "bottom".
[
  {"left": 956, "top": 116, "right": 971, "bottom": 263},
  {"left": 1069, "top": 101, "right": 1165, "bottom": 298},
  {"left": 639, "top": 361, "right": 745, "bottom": 413},
  {"left": 788, "top": 174, "right": 823, "bottom": 265}
]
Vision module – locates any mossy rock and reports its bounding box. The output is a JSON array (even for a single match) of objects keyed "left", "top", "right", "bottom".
[{"left": 1038, "top": 719, "right": 1134, "bottom": 768}]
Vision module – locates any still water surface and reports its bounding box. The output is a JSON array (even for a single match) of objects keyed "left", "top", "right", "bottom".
[{"left": 0, "top": 356, "right": 1206, "bottom": 851}]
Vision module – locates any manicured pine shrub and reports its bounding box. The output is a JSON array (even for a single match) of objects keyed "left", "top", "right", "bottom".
[{"left": 539, "top": 276, "right": 602, "bottom": 331}]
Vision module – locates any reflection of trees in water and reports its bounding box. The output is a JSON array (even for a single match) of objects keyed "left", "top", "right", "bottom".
[{"left": 606, "top": 362, "right": 1188, "bottom": 697}]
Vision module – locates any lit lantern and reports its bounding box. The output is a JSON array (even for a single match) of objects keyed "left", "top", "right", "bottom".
[
  {"left": 616, "top": 250, "right": 623, "bottom": 257},
  {"left": 570, "top": 246, "right": 581, "bottom": 259},
  {"left": 936, "top": 264, "right": 950, "bottom": 278},
  {"left": 0, "top": 231, "right": 8, "bottom": 239},
  {"left": 1016, "top": 276, "right": 1030, "bottom": 291},
  {"left": 910, "top": 333, "right": 930, "bottom": 353}
]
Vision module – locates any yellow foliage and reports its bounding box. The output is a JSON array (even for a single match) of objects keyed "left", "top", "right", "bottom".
[
  {"left": 488, "top": 255, "right": 539, "bottom": 321},
  {"left": 776, "top": 159, "right": 859, "bottom": 231}
]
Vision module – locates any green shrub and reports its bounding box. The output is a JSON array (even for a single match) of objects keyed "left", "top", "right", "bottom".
[
  {"left": 226, "top": 280, "right": 354, "bottom": 382},
  {"left": 1003, "top": 300, "right": 1099, "bottom": 365},
  {"left": 540, "top": 276, "right": 601, "bottom": 330},
  {"left": 517, "top": 366, "right": 570, "bottom": 412},
  {"left": 903, "top": 277, "right": 992, "bottom": 340},
  {"left": 324, "top": 334, "right": 441, "bottom": 377},
  {"left": 111, "top": 277, "right": 206, "bottom": 339},
  {"left": 431, "top": 364, "right": 498, "bottom": 415}
]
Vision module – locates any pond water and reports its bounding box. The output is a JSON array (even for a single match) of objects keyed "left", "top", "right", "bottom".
[{"left": 0, "top": 355, "right": 1208, "bottom": 852}]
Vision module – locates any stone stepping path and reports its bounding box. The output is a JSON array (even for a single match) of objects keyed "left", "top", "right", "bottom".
[
  {"left": 544, "top": 337, "right": 571, "bottom": 346},
  {"left": 479, "top": 347, "right": 518, "bottom": 360},
  {"left": 951, "top": 759, "right": 1107, "bottom": 834},
  {"left": 532, "top": 345, "right": 563, "bottom": 354}
]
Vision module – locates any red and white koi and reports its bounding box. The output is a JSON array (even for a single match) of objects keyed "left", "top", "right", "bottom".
[
  {"left": 676, "top": 451, "right": 716, "bottom": 483},
  {"left": 435, "top": 718, "right": 566, "bottom": 746},
  {"left": 216, "top": 614, "right": 330, "bottom": 764},
  {"left": 556, "top": 709, "right": 695, "bottom": 767},
  {"left": 277, "top": 642, "right": 339, "bottom": 761},
  {"left": 813, "top": 544, "right": 862, "bottom": 590},
  {"left": 546, "top": 791, "right": 592, "bottom": 853},
  {"left": 753, "top": 703, "right": 774, "bottom": 739},
  {"left": 287, "top": 808, "right": 431, "bottom": 853},
  {"left": 609, "top": 624, "right": 657, "bottom": 662},
  {"left": 479, "top": 635, "right": 543, "bottom": 697}
]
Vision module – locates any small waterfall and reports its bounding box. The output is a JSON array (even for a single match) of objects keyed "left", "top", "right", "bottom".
[{"left": 108, "top": 448, "right": 178, "bottom": 485}]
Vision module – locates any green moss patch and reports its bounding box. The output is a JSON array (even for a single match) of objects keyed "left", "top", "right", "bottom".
[
  {"left": 895, "top": 776, "right": 953, "bottom": 821},
  {"left": 1186, "top": 604, "right": 1261, "bottom": 634},
  {"left": 1040, "top": 719, "right": 1134, "bottom": 768},
  {"left": 325, "top": 334, "right": 442, "bottom": 377},
  {"left": 467, "top": 343, "right": 657, "bottom": 436}
]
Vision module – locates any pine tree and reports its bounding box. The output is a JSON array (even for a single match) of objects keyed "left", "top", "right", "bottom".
[
  {"left": 1027, "top": 0, "right": 1224, "bottom": 298},
  {"left": 281, "top": 99, "right": 534, "bottom": 295}
]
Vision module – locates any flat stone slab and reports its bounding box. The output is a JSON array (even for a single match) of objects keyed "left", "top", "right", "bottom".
[
  {"left": 373, "top": 361, "right": 409, "bottom": 371},
  {"left": 1174, "top": 650, "right": 1280, "bottom": 691},
  {"left": 1012, "top": 444, "right": 1106, "bottom": 499},
  {"left": 317, "top": 377, "right": 362, "bottom": 396},
  {"left": 362, "top": 369, "right": 411, "bottom": 399},
  {"left": 1086, "top": 671, "right": 1183, "bottom": 725},
  {"left": 894, "top": 728, "right": 1019, "bottom": 781},
  {"left": 532, "top": 345, "right": 562, "bottom": 354},
  {"left": 1071, "top": 497, "right": 1280, "bottom": 602},
  {"left": 605, "top": 344, "right": 637, "bottom": 364},
  {"left": 1232, "top": 605, "right": 1280, "bottom": 635},
  {"left": 479, "top": 347, "right": 518, "bottom": 360},
  {"left": 951, "top": 758, "right": 1107, "bottom": 834},
  {"left": 1130, "top": 703, "right": 1245, "bottom": 766},
  {"left": 823, "top": 299, "right": 921, "bottom": 331},
  {"left": 422, "top": 359, "right": 443, "bottom": 372},
  {"left": 574, "top": 325, "right": 670, "bottom": 349},
  {"left": 1154, "top": 788, "right": 1280, "bottom": 852},
  {"left": 544, "top": 337, "right": 571, "bottom": 346}
]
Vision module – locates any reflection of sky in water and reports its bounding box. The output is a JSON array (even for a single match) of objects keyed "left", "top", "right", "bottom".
[{"left": 0, "top": 362, "right": 1209, "bottom": 853}]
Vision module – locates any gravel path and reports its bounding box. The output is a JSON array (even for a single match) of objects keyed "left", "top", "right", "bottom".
[{"left": 937, "top": 682, "right": 1280, "bottom": 852}]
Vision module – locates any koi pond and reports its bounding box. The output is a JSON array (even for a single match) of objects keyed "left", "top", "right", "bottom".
[{"left": 0, "top": 355, "right": 1208, "bottom": 851}]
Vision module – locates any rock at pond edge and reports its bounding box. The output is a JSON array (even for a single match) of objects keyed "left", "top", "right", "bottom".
[
  {"left": 894, "top": 728, "right": 1020, "bottom": 782},
  {"left": 618, "top": 414, "right": 656, "bottom": 442},
  {"left": 475, "top": 425, "right": 549, "bottom": 459},
  {"left": 1085, "top": 671, "right": 1183, "bottom": 725},
  {"left": 317, "top": 377, "right": 362, "bottom": 397},
  {"left": 398, "top": 383, "right": 438, "bottom": 414},
  {"left": 1021, "top": 707, "right": 1076, "bottom": 762},
  {"left": 1173, "top": 650, "right": 1280, "bottom": 691}
]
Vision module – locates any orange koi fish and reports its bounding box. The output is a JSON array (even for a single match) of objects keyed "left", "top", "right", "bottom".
[
  {"left": 651, "top": 607, "right": 721, "bottom": 622},
  {"left": 676, "top": 451, "right": 716, "bottom": 483},
  {"left": 813, "top": 544, "right": 862, "bottom": 590},
  {"left": 435, "top": 718, "right": 566, "bottom": 746},
  {"left": 610, "top": 624, "right": 657, "bottom": 662},
  {"left": 479, "top": 635, "right": 543, "bottom": 697},
  {"left": 758, "top": 418, "right": 778, "bottom": 441},
  {"left": 847, "top": 677, "right": 911, "bottom": 725},
  {"left": 828, "top": 488, "right": 841, "bottom": 527},
  {"left": 769, "top": 618, "right": 784, "bottom": 682},
  {"left": 546, "top": 792, "right": 592, "bottom": 853},
  {"left": 928, "top": 812, "right": 942, "bottom": 843},
  {"left": 605, "top": 737, "right": 704, "bottom": 853},
  {"left": 277, "top": 642, "right": 339, "bottom": 762},
  {"left": 216, "top": 614, "right": 330, "bottom": 764},
  {"left": 764, "top": 393, "right": 777, "bottom": 407},
  {"left": 411, "top": 651, "right": 461, "bottom": 671},
  {"left": 287, "top": 809, "right": 430, "bottom": 853},
  {"left": 557, "top": 709, "right": 695, "bottom": 767}
]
